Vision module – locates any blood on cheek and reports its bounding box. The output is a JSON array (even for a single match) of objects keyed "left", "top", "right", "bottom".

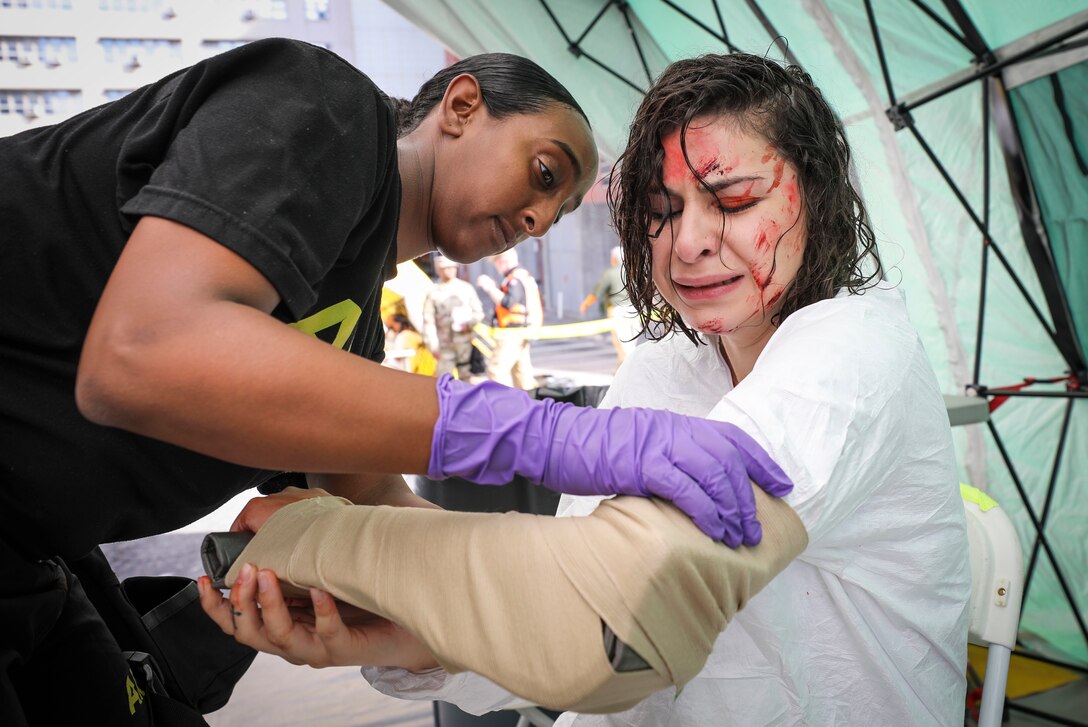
[
  {"left": 749, "top": 264, "right": 773, "bottom": 290},
  {"left": 784, "top": 180, "right": 798, "bottom": 216},
  {"left": 768, "top": 160, "right": 786, "bottom": 192}
]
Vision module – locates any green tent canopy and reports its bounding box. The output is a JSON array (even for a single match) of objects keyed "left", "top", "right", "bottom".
[{"left": 383, "top": 0, "right": 1088, "bottom": 680}]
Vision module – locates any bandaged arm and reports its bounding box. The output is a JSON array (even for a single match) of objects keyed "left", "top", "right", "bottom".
[{"left": 225, "top": 489, "right": 807, "bottom": 713}]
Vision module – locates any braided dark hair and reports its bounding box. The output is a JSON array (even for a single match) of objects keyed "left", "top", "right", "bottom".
[{"left": 608, "top": 53, "right": 882, "bottom": 344}]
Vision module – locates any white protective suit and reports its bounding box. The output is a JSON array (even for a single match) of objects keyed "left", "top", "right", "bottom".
[{"left": 363, "top": 285, "right": 971, "bottom": 726}]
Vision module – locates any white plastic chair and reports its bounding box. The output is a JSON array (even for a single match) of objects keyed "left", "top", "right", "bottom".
[
  {"left": 962, "top": 483, "right": 1025, "bottom": 727},
  {"left": 514, "top": 706, "right": 556, "bottom": 727}
]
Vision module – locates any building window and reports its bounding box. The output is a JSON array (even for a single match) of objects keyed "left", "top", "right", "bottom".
[
  {"left": 103, "top": 89, "right": 133, "bottom": 101},
  {"left": 1, "top": 0, "right": 73, "bottom": 8},
  {"left": 98, "top": 0, "right": 164, "bottom": 11},
  {"left": 99, "top": 37, "right": 181, "bottom": 69},
  {"left": 304, "top": 0, "right": 329, "bottom": 21},
  {"left": 239, "top": 0, "right": 287, "bottom": 22},
  {"left": 1, "top": 36, "right": 77, "bottom": 67},
  {"left": 0, "top": 89, "right": 79, "bottom": 118}
]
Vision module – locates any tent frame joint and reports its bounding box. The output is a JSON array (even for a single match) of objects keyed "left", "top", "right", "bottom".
[{"left": 886, "top": 103, "right": 914, "bottom": 131}]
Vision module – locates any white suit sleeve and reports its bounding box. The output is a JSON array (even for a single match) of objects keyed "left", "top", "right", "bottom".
[{"left": 360, "top": 666, "right": 530, "bottom": 715}]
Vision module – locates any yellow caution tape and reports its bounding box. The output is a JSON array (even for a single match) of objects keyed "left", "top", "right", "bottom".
[{"left": 472, "top": 318, "right": 616, "bottom": 342}]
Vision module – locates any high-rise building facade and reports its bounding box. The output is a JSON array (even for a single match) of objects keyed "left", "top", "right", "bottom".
[{"left": 0, "top": 0, "right": 364, "bottom": 136}]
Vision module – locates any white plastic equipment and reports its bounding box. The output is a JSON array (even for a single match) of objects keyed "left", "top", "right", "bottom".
[{"left": 962, "top": 483, "right": 1025, "bottom": 727}]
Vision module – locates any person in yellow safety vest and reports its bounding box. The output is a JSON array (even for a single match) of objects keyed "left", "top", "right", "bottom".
[{"left": 476, "top": 248, "right": 542, "bottom": 389}]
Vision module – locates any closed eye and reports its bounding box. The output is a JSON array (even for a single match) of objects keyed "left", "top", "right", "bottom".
[{"left": 719, "top": 198, "right": 760, "bottom": 214}]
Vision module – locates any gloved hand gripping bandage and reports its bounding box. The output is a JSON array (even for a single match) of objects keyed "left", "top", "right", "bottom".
[
  {"left": 224, "top": 492, "right": 807, "bottom": 713},
  {"left": 427, "top": 374, "right": 795, "bottom": 545}
]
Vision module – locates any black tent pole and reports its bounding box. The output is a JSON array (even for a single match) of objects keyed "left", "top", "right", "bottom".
[
  {"left": 710, "top": 0, "right": 733, "bottom": 52},
  {"left": 537, "top": 0, "right": 647, "bottom": 93},
  {"left": 989, "top": 77, "right": 1088, "bottom": 380},
  {"left": 862, "top": 0, "right": 898, "bottom": 105},
  {"left": 987, "top": 417, "right": 1088, "bottom": 661},
  {"left": 972, "top": 77, "right": 991, "bottom": 385},
  {"left": 897, "top": 18, "right": 1088, "bottom": 116},
  {"left": 570, "top": 0, "right": 613, "bottom": 47},
  {"left": 906, "top": 0, "right": 971, "bottom": 51},
  {"left": 618, "top": 2, "right": 655, "bottom": 86},
  {"left": 1019, "top": 399, "right": 1076, "bottom": 614},
  {"left": 901, "top": 125, "right": 1064, "bottom": 355},
  {"left": 655, "top": 0, "right": 740, "bottom": 52}
]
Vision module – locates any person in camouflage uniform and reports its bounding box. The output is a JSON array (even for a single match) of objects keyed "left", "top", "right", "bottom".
[{"left": 423, "top": 255, "right": 484, "bottom": 379}]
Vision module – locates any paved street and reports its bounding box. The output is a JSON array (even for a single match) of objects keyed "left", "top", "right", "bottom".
[
  {"left": 530, "top": 331, "right": 619, "bottom": 387},
  {"left": 100, "top": 330, "right": 623, "bottom": 726}
]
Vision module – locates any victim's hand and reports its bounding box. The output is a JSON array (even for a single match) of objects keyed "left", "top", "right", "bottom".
[
  {"left": 229, "top": 486, "right": 334, "bottom": 533},
  {"left": 198, "top": 565, "right": 440, "bottom": 672}
]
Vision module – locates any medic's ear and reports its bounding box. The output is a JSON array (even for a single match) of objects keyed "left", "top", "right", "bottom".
[{"left": 438, "top": 74, "right": 483, "bottom": 138}]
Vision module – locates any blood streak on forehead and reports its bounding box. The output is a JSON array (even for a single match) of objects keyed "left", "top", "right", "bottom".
[
  {"left": 661, "top": 131, "right": 689, "bottom": 186},
  {"left": 662, "top": 126, "right": 728, "bottom": 186}
]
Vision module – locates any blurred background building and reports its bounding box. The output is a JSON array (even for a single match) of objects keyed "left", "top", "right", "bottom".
[{"left": 0, "top": 0, "right": 618, "bottom": 326}]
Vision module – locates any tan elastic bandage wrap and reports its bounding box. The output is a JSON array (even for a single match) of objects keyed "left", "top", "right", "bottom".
[{"left": 226, "top": 490, "right": 807, "bottom": 713}]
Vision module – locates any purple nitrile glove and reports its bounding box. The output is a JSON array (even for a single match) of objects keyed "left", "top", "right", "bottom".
[{"left": 428, "top": 375, "right": 792, "bottom": 546}]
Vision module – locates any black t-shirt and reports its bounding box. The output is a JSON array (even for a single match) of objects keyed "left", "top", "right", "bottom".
[{"left": 0, "top": 38, "right": 400, "bottom": 559}]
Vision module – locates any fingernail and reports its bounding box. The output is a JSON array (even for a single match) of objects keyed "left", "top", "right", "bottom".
[
  {"left": 257, "top": 571, "right": 270, "bottom": 593},
  {"left": 238, "top": 563, "right": 253, "bottom": 584},
  {"left": 310, "top": 588, "right": 326, "bottom": 605}
]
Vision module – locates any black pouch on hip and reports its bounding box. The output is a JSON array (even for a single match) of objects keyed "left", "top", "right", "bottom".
[{"left": 70, "top": 548, "right": 257, "bottom": 716}]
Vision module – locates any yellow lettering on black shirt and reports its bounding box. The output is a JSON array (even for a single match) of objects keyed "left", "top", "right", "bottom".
[{"left": 290, "top": 299, "right": 362, "bottom": 351}]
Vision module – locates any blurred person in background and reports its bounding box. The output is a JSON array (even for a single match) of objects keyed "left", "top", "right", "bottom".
[
  {"left": 580, "top": 245, "right": 640, "bottom": 364},
  {"left": 476, "top": 247, "right": 542, "bottom": 389},
  {"left": 422, "top": 255, "right": 484, "bottom": 380},
  {"left": 384, "top": 313, "right": 436, "bottom": 375}
]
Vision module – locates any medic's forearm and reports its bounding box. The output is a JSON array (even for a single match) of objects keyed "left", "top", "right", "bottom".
[
  {"left": 78, "top": 303, "right": 438, "bottom": 475},
  {"left": 77, "top": 217, "right": 437, "bottom": 475}
]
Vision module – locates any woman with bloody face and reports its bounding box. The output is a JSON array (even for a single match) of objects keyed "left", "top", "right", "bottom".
[
  {"left": 209, "top": 53, "right": 970, "bottom": 725},
  {"left": 563, "top": 53, "right": 967, "bottom": 725},
  {"left": 579, "top": 54, "right": 971, "bottom": 722},
  {"left": 0, "top": 40, "right": 794, "bottom": 725}
]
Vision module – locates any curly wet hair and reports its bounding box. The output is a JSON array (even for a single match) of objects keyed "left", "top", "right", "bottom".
[{"left": 608, "top": 53, "right": 882, "bottom": 344}]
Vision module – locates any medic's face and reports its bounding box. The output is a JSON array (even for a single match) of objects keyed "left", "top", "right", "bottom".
[
  {"left": 433, "top": 103, "right": 598, "bottom": 264},
  {"left": 649, "top": 116, "right": 806, "bottom": 338}
]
